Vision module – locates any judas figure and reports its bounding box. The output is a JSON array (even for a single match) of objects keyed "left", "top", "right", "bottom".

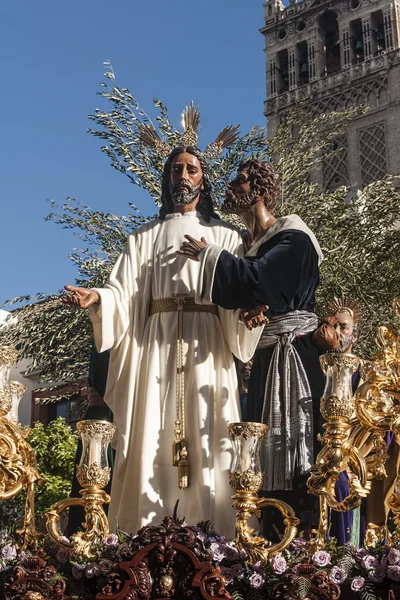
[{"left": 179, "top": 159, "right": 325, "bottom": 536}]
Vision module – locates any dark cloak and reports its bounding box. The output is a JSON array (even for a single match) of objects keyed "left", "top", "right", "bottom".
[{"left": 211, "top": 228, "right": 325, "bottom": 537}]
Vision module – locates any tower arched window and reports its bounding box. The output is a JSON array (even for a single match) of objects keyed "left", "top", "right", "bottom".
[{"left": 319, "top": 10, "right": 341, "bottom": 75}]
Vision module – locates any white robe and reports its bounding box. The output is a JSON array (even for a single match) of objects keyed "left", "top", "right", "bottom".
[{"left": 89, "top": 211, "right": 262, "bottom": 537}]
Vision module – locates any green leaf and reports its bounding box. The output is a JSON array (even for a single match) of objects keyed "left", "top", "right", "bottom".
[{"left": 360, "top": 581, "right": 377, "bottom": 600}]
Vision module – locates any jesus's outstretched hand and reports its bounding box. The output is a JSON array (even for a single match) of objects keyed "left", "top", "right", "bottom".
[{"left": 60, "top": 285, "right": 100, "bottom": 309}]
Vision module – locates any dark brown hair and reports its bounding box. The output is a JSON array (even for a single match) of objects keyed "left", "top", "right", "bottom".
[{"left": 239, "top": 159, "right": 280, "bottom": 215}]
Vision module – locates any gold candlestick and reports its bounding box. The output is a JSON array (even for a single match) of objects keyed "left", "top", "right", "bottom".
[
  {"left": 228, "top": 422, "right": 299, "bottom": 563},
  {"left": 46, "top": 419, "right": 116, "bottom": 558},
  {"left": 307, "top": 353, "right": 370, "bottom": 549}
]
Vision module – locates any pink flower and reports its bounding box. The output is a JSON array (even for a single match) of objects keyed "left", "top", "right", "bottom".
[
  {"left": 210, "top": 542, "right": 226, "bottom": 563},
  {"left": 369, "top": 566, "right": 386, "bottom": 583},
  {"left": 85, "top": 562, "right": 101, "bottom": 578},
  {"left": 55, "top": 547, "right": 71, "bottom": 564},
  {"left": 225, "top": 545, "right": 240, "bottom": 561},
  {"left": 1, "top": 544, "right": 17, "bottom": 562},
  {"left": 18, "top": 551, "right": 30, "bottom": 567},
  {"left": 291, "top": 538, "right": 307, "bottom": 550},
  {"left": 72, "top": 564, "right": 85, "bottom": 580},
  {"left": 218, "top": 538, "right": 228, "bottom": 546},
  {"left": 312, "top": 551, "right": 331, "bottom": 567},
  {"left": 350, "top": 576, "right": 365, "bottom": 591},
  {"left": 387, "top": 566, "right": 400, "bottom": 582},
  {"left": 104, "top": 533, "right": 119, "bottom": 547},
  {"left": 252, "top": 561, "right": 263, "bottom": 573},
  {"left": 329, "top": 566, "right": 347, "bottom": 584},
  {"left": 355, "top": 548, "right": 368, "bottom": 561},
  {"left": 230, "top": 563, "right": 244, "bottom": 578},
  {"left": 270, "top": 554, "right": 287, "bottom": 575},
  {"left": 249, "top": 573, "right": 265, "bottom": 589},
  {"left": 99, "top": 559, "right": 114, "bottom": 575},
  {"left": 362, "top": 555, "right": 379, "bottom": 570},
  {"left": 388, "top": 548, "right": 400, "bottom": 565}
]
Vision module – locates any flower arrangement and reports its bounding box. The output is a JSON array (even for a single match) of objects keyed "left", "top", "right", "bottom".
[{"left": 1, "top": 522, "right": 399, "bottom": 599}]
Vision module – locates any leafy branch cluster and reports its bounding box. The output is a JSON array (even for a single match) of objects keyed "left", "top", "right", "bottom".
[
  {"left": 0, "top": 66, "right": 399, "bottom": 387},
  {"left": 89, "top": 61, "right": 270, "bottom": 206},
  {"left": 0, "top": 65, "right": 272, "bottom": 385},
  {"left": 269, "top": 106, "right": 400, "bottom": 354}
]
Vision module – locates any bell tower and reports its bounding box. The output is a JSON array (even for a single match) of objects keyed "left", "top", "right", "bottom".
[{"left": 261, "top": 0, "right": 400, "bottom": 191}]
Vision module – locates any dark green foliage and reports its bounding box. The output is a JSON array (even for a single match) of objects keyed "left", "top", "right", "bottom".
[
  {"left": 336, "top": 543, "right": 355, "bottom": 579},
  {"left": 245, "top": 590, "right": 269, "bottom": 600},
  {"left": 268, "top": 105, "right": 400, "bottom": 355},
  {"left": 0, "top": 418, "right": 77, "bottom": 527},
  {"left": 291, "top": 575, "right": 312, "bottom": 599}
]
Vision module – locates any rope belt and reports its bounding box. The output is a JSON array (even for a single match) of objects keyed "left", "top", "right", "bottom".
[
  {"left": 149, "top": 296, "right": 218, "bottom": 316},
  {"left": 149, "top": 296, "right": 218, "bottom": 490}
]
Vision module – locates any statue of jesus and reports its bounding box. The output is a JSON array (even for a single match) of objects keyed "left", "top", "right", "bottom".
[{"left": 61, "top": 146, "right": 263, "bottom": 536}]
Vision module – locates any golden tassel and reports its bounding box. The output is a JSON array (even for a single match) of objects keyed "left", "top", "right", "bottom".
[
  {"left": 172, "top": 440, "right": 181, "bottom": 467},
  {"left": 178, "top": 439, "right": 189, "bottom": 489},
  {"left": 172, "top": 419, "right": 182, "bottom": 467}
]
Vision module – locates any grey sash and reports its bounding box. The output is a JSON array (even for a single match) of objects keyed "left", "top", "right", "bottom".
[{"left": 258, "top": 310, "right": 318, "bottom": 491}]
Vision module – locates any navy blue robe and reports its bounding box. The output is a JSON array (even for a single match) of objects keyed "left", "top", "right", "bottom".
[
  {"left": 212, "top": 229, "right": 324, "bottom": 421},
  {"left": 211, "top": 229, "right": 325, "bottom": 535}
]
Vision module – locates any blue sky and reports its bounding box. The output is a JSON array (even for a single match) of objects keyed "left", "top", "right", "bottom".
[{"left": 0, "top": 0, "right": 267, "bottom": 306}]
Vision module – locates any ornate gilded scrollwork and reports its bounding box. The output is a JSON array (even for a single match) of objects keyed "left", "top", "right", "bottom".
[
  {"left": 0, "top": 347, "right": 44, "bottom": 548},
  {"left": 97, "top": 517, "right": 231, "bottom": 600},
  {"left": 309, "top": 298, "right": 400, "bottom": 548},
  {"left": 228, "top": 470, "right": 263, "bottom": 491},
  {"left": 76, "top": 463, "right": 111, "bottom": 488},
  {"left": 228, "top": 422, "right": 267, "bottom": 441},
  {"left": 353, "top": 305, "right": 400, "bottom": 541}
]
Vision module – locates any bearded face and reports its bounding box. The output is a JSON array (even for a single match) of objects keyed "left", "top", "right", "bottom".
[
  {"left": 222, "top": 185, "right": 259, "bottom": 214},
  {"left": 331, "top": 312, "right": 357, "bottom": 354},
  {"left": 169, "top": 180, "right": 203, "bottom": 206},
  {"left": 332, "top": 332, "right": 354, "bottom": 353},
  {"left": 167, "top": 152, "right": 204, "bottom": 208},
  {"left": 222, "top": 162, "right": 279, "bottom": 215},
  {"left": 222, "top": 168, "right": 258, "bottom": 214}
]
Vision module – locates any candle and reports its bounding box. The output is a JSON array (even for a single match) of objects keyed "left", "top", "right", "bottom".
[{"left": 88, "top": 438, "right": 102, "bottom": 466}]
